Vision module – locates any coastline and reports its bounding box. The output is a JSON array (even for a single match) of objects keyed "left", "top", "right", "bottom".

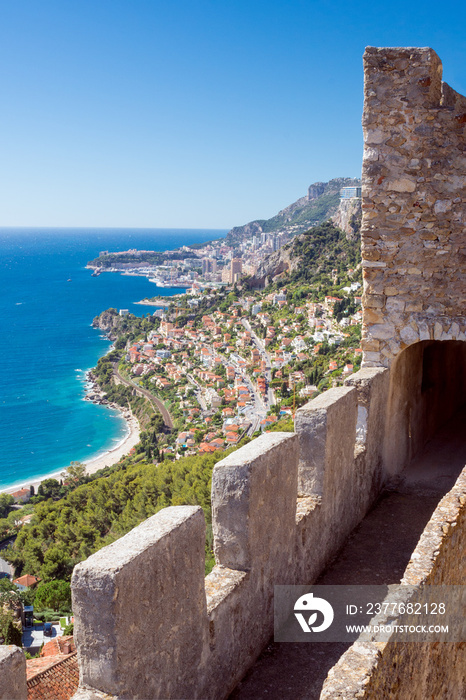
[
  {"left": 135, "top": 298, "right": 171, "bottom": 306},
  {"left": 82, "top": 370, "right": 142, "bottom": 475},
  {"left": 0, "top": 380, "right": 141, "bottom": 496},
  {"left": 0, "top": 228, "right": 225, "bottom": 499}
]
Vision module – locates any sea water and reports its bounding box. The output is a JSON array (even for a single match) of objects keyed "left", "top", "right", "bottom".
[{"left": 0, "top": 228, "right": 226, "bottom": 490}]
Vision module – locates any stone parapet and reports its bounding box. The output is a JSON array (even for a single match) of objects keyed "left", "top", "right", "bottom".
[
  {"left": 70, "top": 368, "right": 393, "bottom": 700},
  {"left": 0, "top": 645, "right": 27, "bottom": 700},
  {"left": 361, "top": 47, "right": 466, "bottom": 367},
  {"left": 72, "top": 506, "right": 207, "bottom": 700}
]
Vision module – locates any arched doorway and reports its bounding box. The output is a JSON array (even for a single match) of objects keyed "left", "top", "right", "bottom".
[{"left": 383, "top": 340, "right": 466, "bottom": 477}]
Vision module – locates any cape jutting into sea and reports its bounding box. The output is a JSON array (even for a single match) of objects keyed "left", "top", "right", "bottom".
[{"left": 0, "top": 227, "right": 226, "bottom": 490}]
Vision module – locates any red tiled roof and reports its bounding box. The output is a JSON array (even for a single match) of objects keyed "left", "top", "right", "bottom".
[
  {"left": 41, "top": 636, "right": 75, "bottom": 658},
  {"left": 12, "top": 488, "right": 30, "bottom": 498},
  {"left": 13, "top": 574, "right": 40, "bottom": 587},
  {"left": 27, "top": 653, "right": 78, "bottom": 700}
]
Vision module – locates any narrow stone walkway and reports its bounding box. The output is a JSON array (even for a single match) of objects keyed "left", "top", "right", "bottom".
[{"left": 229, "top": 408, "right": 466, "bottom": 700}]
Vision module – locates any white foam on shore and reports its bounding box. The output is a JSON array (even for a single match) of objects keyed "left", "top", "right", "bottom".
[
  {"left": 0, "top": 402, "right": 140, "bottom": 495},
  {"left": 0, "top": 341, "right": 138, "bottom": 494}
]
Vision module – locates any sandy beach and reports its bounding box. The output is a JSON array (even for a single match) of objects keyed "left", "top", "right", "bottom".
[
  {"left": 0, "top": 408, "right": 141, "bottom": 496},
  {"left": 84, "top": 412, "right": 141, "bottom": 476}
]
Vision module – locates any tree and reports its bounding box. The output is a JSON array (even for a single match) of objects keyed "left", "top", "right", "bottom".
[
  {"left": 0, "top": 607, "right": 21, "bottom": 646},
  {"left": 61, "top": 462, "right": 86, "bottom": 487},
  {"left": 0, "top": 587, "right": 23, "bottom": 646},
  {"left": 0, "top": 578, "right": 16, "bottom": 594},
  {"left": 40, "top": 546, "right": 73, "bottom": 581},
  {"left": 0, "top": 494, "right": 14, "bottom": 519},
  {"left": 37, "top": 479, "right": 61, "bottom": 500},
  {"left": 34, "top": 580, "right": 71, "bottom": 612}
]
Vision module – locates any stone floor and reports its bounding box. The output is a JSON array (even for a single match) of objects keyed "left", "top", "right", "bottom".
[{"left": 229, "top": 407, "right": 466, "bottom": 700}]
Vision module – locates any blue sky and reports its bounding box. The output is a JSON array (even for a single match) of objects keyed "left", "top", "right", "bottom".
[{"left": 0, "top": 0, "right": 464, "bottom": 229}]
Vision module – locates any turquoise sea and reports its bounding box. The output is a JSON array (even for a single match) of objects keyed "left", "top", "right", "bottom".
[{"left": 0, "top": 228, "right": 226, "bottom": 490}]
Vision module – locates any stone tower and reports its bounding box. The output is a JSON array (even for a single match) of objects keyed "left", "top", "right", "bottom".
[{"left": 360, "top": 47, "right": 466, "bottom": 368}]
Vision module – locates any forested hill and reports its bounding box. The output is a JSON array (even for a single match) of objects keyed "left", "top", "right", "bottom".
[
  {"left": 87, "top": 248, "right": 195, "bottom": 269},
  {"left": 248, "top": 221, "right": 361, "bottom": 288},
  {"left": 226, "top": 177, "right": 361, "bottom": 245}
]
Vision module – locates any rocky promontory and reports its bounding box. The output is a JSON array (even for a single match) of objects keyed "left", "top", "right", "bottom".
[{"left": 92, "top": 309, "right": 126, "bottom": 340}]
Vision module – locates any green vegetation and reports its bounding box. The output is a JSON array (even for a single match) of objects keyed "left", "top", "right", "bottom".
[
  {"left": 0, "top": 494, "right": 14, "bottom": 519},
  {"left": 88, "top": 249, "right": 195, "bottom": 269},
  {"left": 288, "top": 222, "right": 361, "bottom": 287},
  {"left": 34, "top": 580, "right": 72, "bottom": 612},
  {"left": 0, "top": 581, "right": 23, "bottom": 645},
  {"left": 0, "top": 607, "right": 21, "bottom": 645},
  {"left": 3, "top": 211, "right": 365, "bottom": 602},
  {"left": 4, "top": 448, "right": 240, "bottom": 582}
]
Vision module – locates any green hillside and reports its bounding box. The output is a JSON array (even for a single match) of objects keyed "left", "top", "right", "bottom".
[{"left": 226, "top": 177, "right": 361, "bottom": 244}]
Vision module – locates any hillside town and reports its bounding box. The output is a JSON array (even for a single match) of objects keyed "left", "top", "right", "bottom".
[
  {"left": 116, "top": 266, "right": 363, "bottom": 459},
  {"left": 89, "top": 229, "right": 292, "bottom": 290}
]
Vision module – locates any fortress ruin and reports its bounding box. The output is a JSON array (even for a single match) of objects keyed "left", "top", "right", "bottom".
[{"left": 1, "top": 47, "right": 465, "bottom": 700}]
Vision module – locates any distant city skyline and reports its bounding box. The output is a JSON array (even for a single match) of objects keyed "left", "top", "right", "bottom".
[{"left": 0, "top": 0, "right": 464, "bottom": 229}]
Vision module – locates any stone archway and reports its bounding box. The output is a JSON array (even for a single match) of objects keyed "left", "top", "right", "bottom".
[{"left": 383, "top": 339, "right": 466, "bottom": 476}]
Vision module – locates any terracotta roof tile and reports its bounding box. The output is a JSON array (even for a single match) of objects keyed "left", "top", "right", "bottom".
[
  {"left": 27, "top": 653, "right": 78, "bottom": 700},
  {"left": 13, "top": 574, "right": 40, "bottom": 587},
  {"left": 40, "top": 636, "right": 75, "bottom": 658}
]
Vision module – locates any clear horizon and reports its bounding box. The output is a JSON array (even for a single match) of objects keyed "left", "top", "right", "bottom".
[{"left": 0, "top": 0, "right": 464, "bottom": 229}]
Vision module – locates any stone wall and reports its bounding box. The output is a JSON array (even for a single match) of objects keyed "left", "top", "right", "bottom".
[
  {"left": 0, "top": 645, "right": 27, "bottom": 700},
  {"left": 320, "top": 465, "right": 466, "bottom": 699},
  {"left": 70, "top": 368, "right": 390, "bottom": 700},
  {"left": 361, "top": 47, "right": 466, "bottom": 368}
]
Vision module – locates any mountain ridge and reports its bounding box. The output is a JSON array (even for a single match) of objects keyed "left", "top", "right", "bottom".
[{"left": 226, "top": 177, "right": 361, "bottom": 245}]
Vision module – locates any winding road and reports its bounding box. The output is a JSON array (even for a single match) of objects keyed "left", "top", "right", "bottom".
[{"left": 112, "top": 363, "right": 173, "bottom": 430}]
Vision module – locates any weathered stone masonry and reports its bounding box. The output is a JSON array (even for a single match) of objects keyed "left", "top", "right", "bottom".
[{"left": 361, "top": 47, "right": 466, "bottom": 368}]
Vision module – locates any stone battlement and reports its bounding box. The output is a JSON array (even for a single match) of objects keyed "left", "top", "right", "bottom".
[
  {"left": 68, "top": 370, "right": 389, "bottom": 699},
  {"left": 0, "top": 370, "right": 386, "bottom": 699}
]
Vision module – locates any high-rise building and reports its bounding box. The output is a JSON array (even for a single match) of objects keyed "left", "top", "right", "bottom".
[
  {"left": 230, "top": 258, "right": 242, "bottom": 284},
  {"left": 340, "top": 186, "right": 362, "bottom": 199},
  {"left": 202, "top": 258, "right": 218, "bottom": 275}
]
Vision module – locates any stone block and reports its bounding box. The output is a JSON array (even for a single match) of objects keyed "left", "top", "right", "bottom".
[
  {"left": 400, "top": 325, "right": 419, "bottom": 345},
  {"left": 72, "top": 506, "right": 207, "bottom": 700},
  {"left": 0, "top": 646, "right": 27, "bottom": 700},
  {"left": 434, "top": 199, "right": 452, "bottom": 213},
  {"left": 387, "top": 178, "right": 416, "bottom": 193},
  {"left": 363, "top": 293, "right": 385, "bottom": 308},
  {"left": 367, "top": 323, "right": 396, "bottom": 340},
  {"left": 295, "top": 386, "right": 357, "bottom": 497},
  {"left": 212, "top": 433, "right": 297, "bottom": 574},
  {"left": 383, "top": 286, "right": 399, "bottom": 296},
  {"left": 434, "top": 321, "right": 443, "bottom": 339},
  {"left": 363, "top": 308, "right": 385, "bottom": 324}
]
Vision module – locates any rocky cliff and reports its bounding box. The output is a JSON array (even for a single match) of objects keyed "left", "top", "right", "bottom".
[
  {"left": 92, "top": 309, "right": 126, "bottom": 339},
  {"left": 332, "top": 197, "right": 362, "bottom": 239},
  {"left": 226, "top": 177, "right": 361, "bottom": 244},
  {"left": 247, "top": 221, "right": 361, "bottom": 288}
]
